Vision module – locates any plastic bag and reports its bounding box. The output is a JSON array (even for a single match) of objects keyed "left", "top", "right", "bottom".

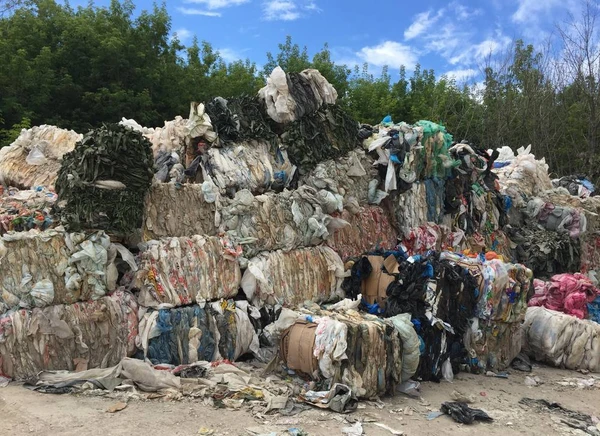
[
  {"left": 26, "top": 147, "right": 47, "bottom": 166},
  {"left": 442, "top": 358, "right": 454, "bottom": 382}
]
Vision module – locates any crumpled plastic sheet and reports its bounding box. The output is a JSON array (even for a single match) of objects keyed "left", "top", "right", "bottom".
[
  {"left": 220, "top": 186, "right": 348, "bottom": 258},
  {"left": 204, "top": 140, "right": 296, "bottom": 195},
  {"left": 0, "top": 229, "right": 137, "bottom": 314},
  {"left": 143, "top": 183, "right": 217, "bottom": 240},
  {"left": 0, "top": 289, "right": 138, "bottom": 380},
  {"left": 522, "top": 306, "right": 600, "bottom": 372},
  {"left": 529, "top": 273, "right": 600, "bottom": 319},
  {"left": 241, "top": 246, "right": 345, "bottom": 308},
  {"left": 326, "top": 206, "right": 398, "bottom": 260},
  {"left": 137, "top": 300, "right": 260, "bottom": 365},
  {"left": 0, "top": 187, "right": 57, "bottom": 235},
  {"left": 464, "top": 319, "right": 522, "bottom": 372},
  {"left": 299, "top": 149, "right": 378, "bottom": 206},
  {"left": 493, "top": 145, "right": 552, "bottom": 207},
  {"left": 135, "top": 235, "right": 242, "bottom": 309},
  {"left": 390, "top": 182, "right": 429, "bottom": 237},
  {"left": 258, "top": 67, "right": 338, "bottom": 124},
  {"left": 0, "top": 125, "right": 82, "bottom": 189},
  {"left": 280, "top": 308, "right": 408, "bottom": 398},
  {"left": 120, "top": 116, "right": 188, "bottom": 158}
]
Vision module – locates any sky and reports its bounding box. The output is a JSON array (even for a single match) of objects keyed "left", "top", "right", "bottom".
[{"left": 84, "top": 0, "right": 585, "bottom": 82}]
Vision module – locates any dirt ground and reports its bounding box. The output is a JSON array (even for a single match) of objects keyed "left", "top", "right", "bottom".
[{"left": 1, "top": 364, "right": 599, "bottom": 436}]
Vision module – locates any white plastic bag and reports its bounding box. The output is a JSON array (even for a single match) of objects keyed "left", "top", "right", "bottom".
[{"left": 442, "top": 358, "right": 454, "bottom": 383}]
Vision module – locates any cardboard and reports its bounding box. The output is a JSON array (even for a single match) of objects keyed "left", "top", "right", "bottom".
[
  {"left": 280, "top": 320, "right": 318, "bottom": 376},
  {"left": 362, "top": 255, "right": 399, "bottom": 305}
]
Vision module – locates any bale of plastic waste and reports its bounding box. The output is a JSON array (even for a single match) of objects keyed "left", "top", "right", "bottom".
[
  {"left": 220, "top": 186, "right": 348, "bottom": 258},
  {"left": 137, "top": 300, "right": 260, "bottom": 365},
  {"left": 143, "top": 183, "right": 217, "bottom": 240},
  {"left": 119, "top": 116, "right": 188, "bottom": 158},
  {"left": 204, "top": 95, "right": 277, "bottom": 145},
  {"left": 0, "top": 289, "right": 138, "bottom": 380},
  {"left": 258, "top": 67, "right": 338, "bottom": 124},
  {"left": 55, "top": 124, "right": 154, "bottom": 235},
  {"left": 529, "top": 273, "right": 599, "bottom": 319},
  {"left": 135, "top": 235, "right": 242, "bottom": 308},
  {"left": 326, "top": 206, "right": 398, "bottom": 261},
  {"left": 299, "top": 149, "right": 379, "bottom": 207},
  {"left": 0, "top": 187, "right": 57, "bottom": 235},
  {"left": 279, "top": 309, "right": 414, "bottom": 398},
  {"left": 204, "top": 140, "right": 296, "bottom": 195},
  {"left": 465, "top": 319, "right": 523, "bottom": 371},
  {"left": 0, "top": 229, "right": 136, "bottom": 315},
  {"left": 0, "top": 125, "right": 82, "bottom": 189},
  {"left": 522, "top": 306, "right": 600, "bottom": 372},
  {"left": 241, "top": 246, "right": 345, "bottom": 308},
  {"left": 391, "top": 182, "right": 429, "bottom": 237},
  {"left": 494, "top": 145, "right": 552, "bottom": 207}
]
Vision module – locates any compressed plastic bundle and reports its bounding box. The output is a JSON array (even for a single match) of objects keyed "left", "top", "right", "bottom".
[
  {"left": 300, "top": 149, "right": 378, "bottom": 206},
  {"left": 528, "top": 273, "right": 599, "bottom": 319},
  {"left": 119, "top": 116, "right": 188, "bottom": 158},
  {"left": 522, "top": 306, "right": 600, "bottom": 372},
  {"left": 204, "top": 95, "right": 277, "bottom": 144},
  {"left": 391, "top": 182, "right": 428, "bottom": 237},
  {"left": 55, "top": 124, "right": 154, "bottom": 234},
  {"left": 581, "top": 234, "right": 600, "bottom": 275},
  {"left": 0, "top": 229, "right": 136, "bottom": 314},
  {"left": 220, "top": 187, "right": 348, "bottom": 258},
  {"left": 0, "top": 187, "right": 57, "bottom": 235},
  {"left": 552, "top": 175, "right": 595, "bottom": 198},
  {"left": 258, "top": 67, "right": 338, "bottom": 124},
  {"left": 137, "top": 300, "right": 259, "bottom": 365},
  {"left": 143, "top": 183, "right": 217, "bottom": 240},
  {"left": 0, "top": 289, "right": 138, "bottom": 380},
  {"left": 507, "top": 223, "right": 581, "bottom": 277},
  {"left": 326, "top": 206, "right": 398, "bottom": 261},
  {"left": 280, "top": 104, "right": 360, "bottom": 170},
  {"left": 464, "top": 320, "right": 522, "bottom": 373},
  {"left": 0, "top": 125, "right": 82, "bottom": 189},
  {"left": 279, "top": 309, "right": 412, "bottom": 398},
  {"left": 494, "top": 145, "right": 552, "bottom": 207},
  {"left": 135, "top": 235, "right": 242, "bottom": 308},
  {"left": 241, "top": 246, "right": 345, "bottom": 308},
  {"left": 204, "top": 140, "right": 296, "bottom": 195}
]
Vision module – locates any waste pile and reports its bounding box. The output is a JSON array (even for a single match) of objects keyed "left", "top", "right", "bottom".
[{"left": 6, "top": 66, "right": 600, "bottom": 409}]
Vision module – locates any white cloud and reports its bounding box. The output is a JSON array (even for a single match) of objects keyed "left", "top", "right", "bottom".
[
  {"left": 217, "top": 47, "right": 244, "bottom": 62},
  {"left": 262, "top": 0, "right": 320, "bottom": 21},
  {"left": 183, "top": 0, "right": 249, "bottom": 9},
  {"left": 449, "top": 34, "right": 512, "bottom": 65},
  {"left": 357, "top": 41, "right": 418, "bottom": 68},
  {"left": 404, "top": 10, "right": 439, "bottom": 40},
  {"left": 443, "top": 68, "right": 477, "bottom": 82},
  {"left": 173, "top": 28, "right": 193, "bottom": 42},
  {"left": 177, "top": 7, "right": 221, "bottom": 16},
  {"left": 512, "top": 0, "right": 562, "bottom": 23}
]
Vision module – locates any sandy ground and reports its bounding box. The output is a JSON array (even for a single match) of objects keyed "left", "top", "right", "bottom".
[{"left": 1, "top": 364, "right": 599, "bottom": 436}]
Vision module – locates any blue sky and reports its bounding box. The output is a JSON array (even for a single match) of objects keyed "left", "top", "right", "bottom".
[{"left": 87, "top": 0, "right": 583, "bottom": 82}]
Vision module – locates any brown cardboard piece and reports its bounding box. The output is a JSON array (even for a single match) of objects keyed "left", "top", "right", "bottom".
[
  {"left": 362, "top": 255, "right": 399, "bottom": 305},
  {"left": 280, "top": 320, "right": 319, "bottom": 377}
]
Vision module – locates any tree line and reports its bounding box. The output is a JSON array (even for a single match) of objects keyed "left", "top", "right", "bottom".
[{"left": 1, "top": 0, "right": 599, "bottom": 182}]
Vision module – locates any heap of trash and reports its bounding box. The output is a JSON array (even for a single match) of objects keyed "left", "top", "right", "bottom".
[{"left": 2, "top": 66, "right": 600, "bottom": 415}]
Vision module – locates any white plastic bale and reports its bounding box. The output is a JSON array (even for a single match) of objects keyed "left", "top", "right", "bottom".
[
  {"left": 241, "top": 246, "right": 346, "bottom": 308},
  {"left": 0, "top": 289, "right": 138, "bottom": 380},
  {"left": 0, "top": 125, "right": 82, "bottom": 189},
  {"left": 0, "top": 229, "right": 136, "bottom": 314},
  {"left": 522, "top": 306, "right": 600, "bottom": 372},
  {"left": 220, "top": 186, "right": 348, "bottom": 258}
]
